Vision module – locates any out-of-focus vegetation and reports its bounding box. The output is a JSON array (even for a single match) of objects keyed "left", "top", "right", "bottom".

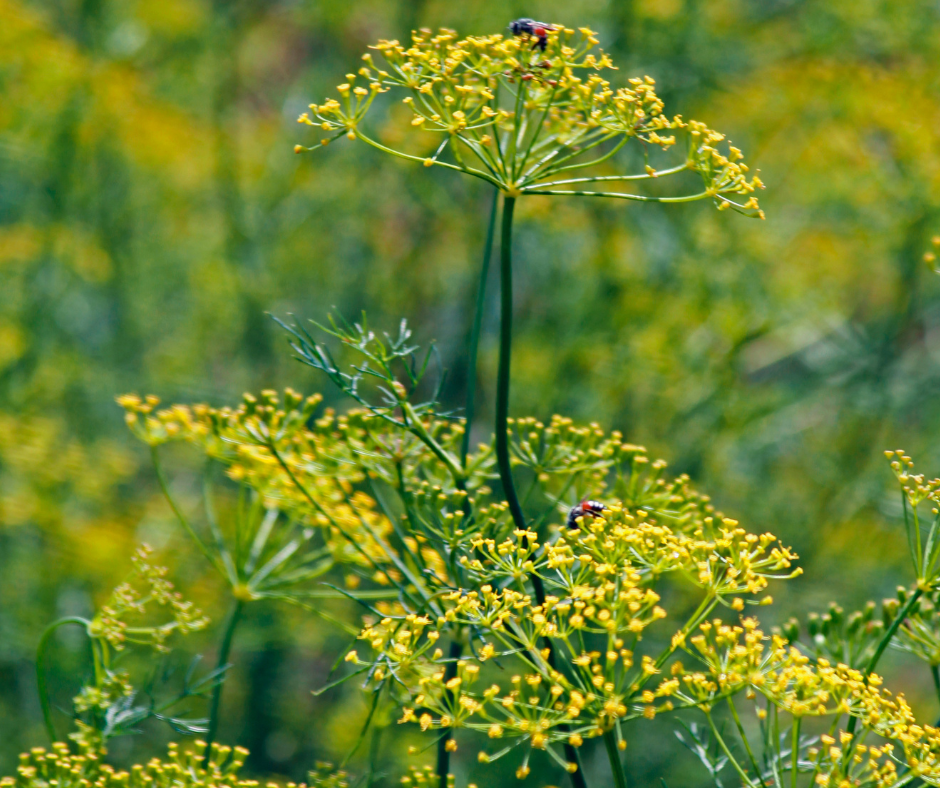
[{"left": 2, "top": 0, "right": 940, "bottom": 785}]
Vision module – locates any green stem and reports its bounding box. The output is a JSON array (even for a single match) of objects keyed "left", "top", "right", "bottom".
[
  {"left": 366, "top": 713, "right": 383, "bottom": 788},
  {"left": 528, "top": 163, "right": 689, "bottom": 189},
  {"left": 36, "top": 617, "right": 91, "bottom": 743},
  {"left": 932, "top": 664, "right": 940, "bottom": 710},
  {"left": 151, "top": 446, "right": 224, "bottom": 575},
  {"left": 494, "top": 199, "right": 528, "bottom": 533},
  {"left": 727, "top": 697, "right": 762, "bottom": 781},
  {"left": 521, "top": 188, "right": 711, "bottom": 203},
  {"left": 436, "top": 640, "right": 462, "bottom": 786},
  {"left": 494, "top": 195, "right": 585, "bottom": 788},
  {"left": 705, "top": 711, "right": 758, "bottom": 788},
  {"left": 808, "top": 714, "right": 842, "bottom": 788},
  {"left": 847, "top": 586, "right": 922, "bottom": 736},
  {"left": 203, "top": 599, "right": 243, "bottom": 767},
  {"left": 401, "top": 401, "right": 466, "bottom": 486},
  {"left": 866, "top": 587, "right": 921, "bottom": 676},
  {"left": 269, "top": 442, "right": 431, "bottom": 611},
  {"left": 791, "top": 717, "right": 801, "bottom": 788},
  {"left": 354, "top": 130, "right": 501, "bottom": 188},
  {"left": 604, "top": 730, "right": 629, "bottom": 788},
  {"left": 544, "top": 646, "right": 587, "bottom": 788},
  {"left": 633, "top": 593, "right": 717, "bottom": 696},
  {"left": 461, "top": 188, "right": 499, "bottom": 468}
]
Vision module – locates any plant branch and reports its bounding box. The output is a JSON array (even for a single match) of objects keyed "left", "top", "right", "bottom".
[
  {"left": 727, "top": 697, "right": 762, "bottom": 781},
  {"left": 203, "top": 598, "right": 243, "bottom": 767},
  {"left": 525, "top": 163, "right": 689, "bottom": 190},
  {"left": 932, "top": 664, "right": 940, "bottom": 710},
  {"left": 461, "top": 188, "right": 499, "bottom": 468},
  {"left": 791, "top": 717, "right": 801, "bottom": 788},
  {"left": 522, "top": 189, "right": 711, "bottom": 203},
  {"left": 494, "top": 195, "right": 585, "bottom": 788},
  {"left": 36, "top": 617, "right": 91, "bottom": 743},
  {"left": 604, "top": 729, "right": 629, "bottom": 788},
  {"left": 705, "top": 710, "right": 758, "bottom": 788},
  {"left": 494, "top": 199, "right": 529, "bottom": 540},
  {"left": 151, "top": 446, "right": 225, "bottom": 575},
  {"left": 354, "top": 130, "right": 502, "bottom": 188}
]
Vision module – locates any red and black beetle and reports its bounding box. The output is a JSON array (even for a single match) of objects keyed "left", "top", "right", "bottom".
[
  {"left": 509, "top": 18, "right": 557, "bottom": 52},
  {"left": 566, "top": 500, "right": 607, "bottom": 528}
]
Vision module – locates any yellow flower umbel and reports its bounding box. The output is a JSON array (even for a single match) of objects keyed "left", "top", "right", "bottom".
[{"left": 296, "top": 26, "right": 764, "bottom": 217}]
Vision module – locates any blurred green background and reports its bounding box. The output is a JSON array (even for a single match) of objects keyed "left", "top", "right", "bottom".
[{"left": 2, "top": 0, "right": 940, "bottom": 784}]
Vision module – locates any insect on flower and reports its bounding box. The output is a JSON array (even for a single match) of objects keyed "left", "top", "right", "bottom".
[
  {"left": 509, "top": 18, "right": 557, "bottom": 52},
  {"left": 566, "top": 500, "right": 607, "bottom": 528}
]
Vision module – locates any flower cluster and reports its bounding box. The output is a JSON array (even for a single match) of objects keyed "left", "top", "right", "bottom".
[
  {"left": 888, "top": 449, "right": 940, "bottom": 509},
  {"left": 41, "top": 547, "right": 212, "bottom": 753},
  {"left": 118, "top": 392, "right": 399, "bottom": 578},
  {"left": 119, "top": 381, "right": 808, "bottom": 779},
  {"left": 1, "top": 742, "right": 347, "bottom": 788},
  {"left": 297, "top": 27, "right": 763, "bottom": 215},
  {"left": 888, "top": 587, "right": 940, "bottom": 666},
  {"left": 884, "top": 450, "right": 940, "bottom": 588},
  {"left": 113, "top": 395, "right": 940, "bottom": 788},
  {"left": 672, "top": 618, "right": 788, "bottom": 708},
  {"left": 809, "top": 733, "right": 898, "bottom": 788},
  {"left": 90, "top": 545, "right": 209, "bottom": 651},
  {"left": 344, "top": 501, "right": 797, "bottom": 772}
]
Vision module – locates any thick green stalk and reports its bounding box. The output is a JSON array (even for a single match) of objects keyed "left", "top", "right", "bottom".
[
  {"left": 436, "top": 640, "right": 463, "bottom": 786},
  {"left": 494, "top": 196, "right": 536, "bottom": 580},
  {"left": 495, "top": 196, "right": 586, "bottom": 788},
  {"left": 203, "top": 599, "right": 243, "bottom": 767},
  {"left": 461, "top": 188, "right": 499, "bottom": 468},
  {"left": 495, "top": 196, "right": 526, "bottom": 533},
  {"left": 604, "top": 730, "right": 629, "bottom": 788},
  {"left": 366, "top": 714, "right": 383, "bottom": 788},
  {"left": 36, "top": 617, "right": 91, "bottom": 743}
]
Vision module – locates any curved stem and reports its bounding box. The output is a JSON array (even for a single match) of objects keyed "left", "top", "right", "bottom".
[
  {"left": 436, "top": 640, "right": 463, "bottom": 785},
  {"left": 604, "top": 730, "right": 629, "bottom": 788},
  {"left": 36, "top": 617, "right": 91, "bottom": 743},
  {"left": 354, "top": 130, "right": 502, "bottom": 189},
  {"left": 461, "top": 188, "right": 499, "bottom": 467},
  {"left": 202, "top": 598, "right": 243, "bottom": 767},
  {"left": 541, "top": 134, "right": 629, "bottom": 179}
]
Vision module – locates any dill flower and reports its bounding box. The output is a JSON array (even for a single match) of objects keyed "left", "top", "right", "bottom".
[
  {"left": 297, "top": 26, "right": 764, "bottom": 216},
  {"left": 1, "top": 742, "right": 348, "bottom": 788}
]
